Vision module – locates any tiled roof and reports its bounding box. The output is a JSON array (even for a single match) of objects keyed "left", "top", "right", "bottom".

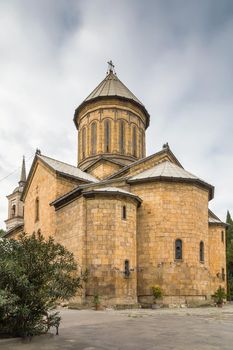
[
  {"left": 82, "top": 186, "right": 142, "bottom": 204},
  {"left": 85, "top": 186, "right": 134, "bottom": 195},
  {"left": 127, "top": 160, "right": 214, "bottom": 199},
  {"left": 128, "top": 160, "right": 200, "bottom": 181},
  {"left": 106, "top": 147, "right": 183, "bottom": 181},
  {"left": 84, "top": 71, "right": 144, "bottom": 106},
  {"left": 38, "top": 154, "right": 98, "bottom": 183}
]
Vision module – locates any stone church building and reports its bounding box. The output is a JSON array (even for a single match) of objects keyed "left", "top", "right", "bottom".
[{"left": 5, "top": 63, "right": 227, "bottom": 306}]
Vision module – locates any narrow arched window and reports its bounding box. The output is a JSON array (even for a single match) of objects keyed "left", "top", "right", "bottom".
[
  {"left": 122, "top": 205, "right": 127, "bottom": 220},
  {"left": 222, "top": 268, "right": 225, "bottom": 281},
  {"left": 35, "top": 197, "right": 39, "bottom": 222},
  {"left": 124, "top": 260, "right": 130, "bottom": 277},
  {"left": 132, "top": 126, "right": 137, "bottom": 157},
  {"left": 11, "top": 204, "right": 16, "bottom": 218},
  {"left": 91, "top": 122, "right": 97, "bottom": 155},
  {"left": 221, "top": 231, "right": 224, "bottom": 243},
  {"left": 119, "top": 120, "right": 125, "bottom": 154},
  {"left": 200, "top": 241, "right": 204, "bottom": 262},
  {"left": 104, "top": 120, "right": 111, "bottom": 153},
  {"left": 141, "top": 131, "right": 144, "bottom": 157},
  {"left": 175, "top": 239, "right": 182, "bottom": 260},
  {"left": 82, "top": 127, "right": 86, "bottom": 159}
]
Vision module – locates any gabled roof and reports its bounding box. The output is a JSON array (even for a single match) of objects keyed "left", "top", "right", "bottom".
[
  {"left": 106, "top": 146, "right": 183, "bottom": 181},
  {"left": 129, "top": 160, "right": 197, "bottom": 181},
  {"left": 21, "top": 152, "right": 98, "bottom": 201},
  {"left": 82, "top": 156, "right": 125, "bottom": 172},
  {"left": 38, "top": 154, "right": 98, "bottom": 183},
  {"left": 127, "top": 160, "right": 214, "bottom": 200}
]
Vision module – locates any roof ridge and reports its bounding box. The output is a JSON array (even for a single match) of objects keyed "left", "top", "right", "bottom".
[
  {"left": 115, "top": 75, "right": 144, "bottom": 105},
  {"left": 39, "top": 154, "right": 79, "bottom": 170},
  {"left": 106, "top": 149, "right": 184, "bottom": 180}
]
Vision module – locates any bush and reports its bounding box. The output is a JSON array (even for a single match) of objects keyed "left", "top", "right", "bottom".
[
  {"left": 151, "top": 286, "right": 163, "bottom": 303},
  {"left": 213, "top": 286, "right": 226, "bottom": 305},
  {"left": 0, "top": 232, "right": 85, "bottom": 337}
]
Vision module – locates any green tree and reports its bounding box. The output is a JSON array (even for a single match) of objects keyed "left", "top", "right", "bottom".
[
  {"left": 226, "top": 211, "right": 233, "bottom": 299},
  {"left": 0, "top": 229, "right": 5, "bottom": 237},
  {"left": 0, "top": 232, "right": 85, "bottom": 337}
]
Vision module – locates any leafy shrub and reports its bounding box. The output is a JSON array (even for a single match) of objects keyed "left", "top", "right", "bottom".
[
  {"left": 151, "top": 286, "right": 163, "bottom": 303},
  {"left": 213, "top": 286, "right": 226, "bottom": 305},
  {"left": 0, "top": 232, "right": 85, "bottom": 337}
]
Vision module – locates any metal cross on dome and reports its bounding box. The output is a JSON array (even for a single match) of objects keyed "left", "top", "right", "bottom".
[{"left": 107, "top": 60, "right": 115, "bottom": 74}]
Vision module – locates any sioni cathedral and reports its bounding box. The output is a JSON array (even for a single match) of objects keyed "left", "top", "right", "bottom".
[{"left": 5, "top": 63, "right": 227, "bottom": 306}]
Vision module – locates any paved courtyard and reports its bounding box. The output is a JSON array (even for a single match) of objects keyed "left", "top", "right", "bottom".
[{"left": 1, "top": 306, "right": 233, "bottom": 349}]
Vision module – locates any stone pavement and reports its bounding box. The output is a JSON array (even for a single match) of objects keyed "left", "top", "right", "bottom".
[{"left": 1, "top": 306, "right": 233, "bottom": 350}]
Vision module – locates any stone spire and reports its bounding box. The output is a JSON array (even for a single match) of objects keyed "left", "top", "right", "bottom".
[{"left": 19, "top": 156, "right": 26, "bottom": 187}]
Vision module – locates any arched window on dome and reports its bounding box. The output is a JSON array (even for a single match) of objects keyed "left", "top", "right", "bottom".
[
  {"left": 119, "top": 120, "right": 125, "bottom": 154},
  {"left": 35, "top": 197, "right": 39, "bottom": 222},
  {"left": 132, "top": 126, "right": 137, "bottom": 157},
  {"left": 175, "top": 239, "right": 182, "bottom": 260},
  {"left": 91, "top": 122, "right": 97, "bottom": 155},
  {"left": 104, "top": 119, "right": 111, "bottom": 153},
  {"left": 141, "top": 130, "right": 144, "bottom": 157},
  {"left": 200, "top": 241, "right": 204, "bottom": 262},
  {"left": 82, "top": 127, "right": 86, "bottom": 159}
]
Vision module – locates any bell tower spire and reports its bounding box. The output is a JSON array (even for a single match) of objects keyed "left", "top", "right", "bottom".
[
  {"left": 19, "top": 156, "right": 26, "bottom": 187},
  {"left": 5, "top": 156, "right": 26, "bottom": 232}
]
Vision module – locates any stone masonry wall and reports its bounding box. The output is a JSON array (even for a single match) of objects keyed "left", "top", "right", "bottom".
[
  {"left": 87, "top": 161, "right": 122, "bottom": 180},
  {"left": 55, "top": 196, "right": 86, "bottom": 303},
  {"left": 85, "top": 194, "right": 138, "bottom": 305},
  {"left": 76, "top": 98, "right": 147, "bottom": 168},
  {"left": 131, "top": 181, "right": 211, "bottom": 304},
  {"left": 209, "top": 225, "right": 227, "bottom": 294},
  {"left": 24, "top": 160, "right": 80, "bottom": 239}
]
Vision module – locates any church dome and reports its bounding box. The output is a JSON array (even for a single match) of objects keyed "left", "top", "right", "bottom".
[
  {"left": 74, "top": 63, "right": 150, "bottom": 129},
  {"left": 74, "top": 62, "right": 150, "bottom": 170}
]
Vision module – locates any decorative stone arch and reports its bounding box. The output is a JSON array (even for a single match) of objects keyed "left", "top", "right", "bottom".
[
  {"left": 132, "top": 125, "right": 137, "bottom": 157},
  {"left": 104, "top": 119, "right": 111, "bottom": 153},
  {"left": 119, "top": 119, "right": 125, "bottom": 154},
  {"left": 90, "top": 121, "right": 97, "bottom": 155},
  {"left": 81, "top": 126, "right": 87, "bottom": 159}
]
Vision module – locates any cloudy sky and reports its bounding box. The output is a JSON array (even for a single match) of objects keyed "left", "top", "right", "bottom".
[{"left": 0, "top": 0, "right": 233, "bottom": 228}]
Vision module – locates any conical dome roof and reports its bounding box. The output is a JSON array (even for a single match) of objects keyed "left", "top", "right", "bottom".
[
  {"left": 84, "top": 71, "right": 144, "bottom": 106},
  {"left": 74, "top": 65, "right": 150, "bottom": 128}
]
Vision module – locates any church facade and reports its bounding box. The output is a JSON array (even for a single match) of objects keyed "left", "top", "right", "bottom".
[{"left": 5, "top": 63, "right": 227, "bottom": 306}]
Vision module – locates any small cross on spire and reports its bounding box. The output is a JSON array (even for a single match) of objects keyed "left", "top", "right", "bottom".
[{"left": 107, "top": 60, "right": 115, "bottom": 74}]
